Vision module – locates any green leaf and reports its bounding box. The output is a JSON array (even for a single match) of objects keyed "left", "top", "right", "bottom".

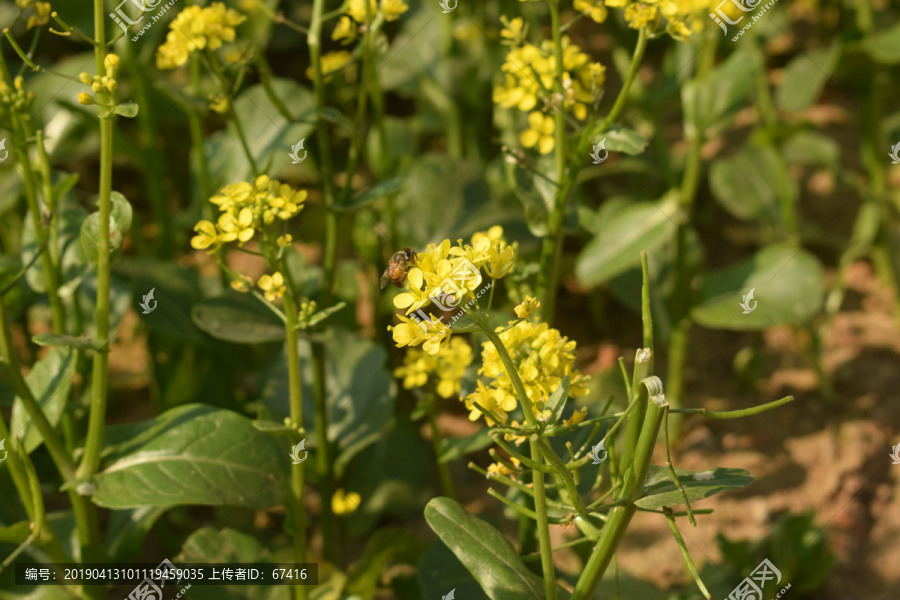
[
  {"left": 176, "top": 527, "right": 275, "bottom": 600},
  {"left": 192, "top": 292, "right": 286, "bottom": 344},
  {"left": 345, "top": 529, "right": 425, "bottom": 599},
  {"left": 775, "top": 43, "right": 842, "bottom": 112},
  {"left": 0, "top": 521, "right": 31, "bottom": 544},
  {"left": 598, "top": 127, "right": 648, "bottom": 156},
  {"left": 635, "top": 465, "right": 753, "bottom": 509},
  {"left": 305, "top": 301, "right": 346, "bottom": 328},
  {"left": 424, "top": 497, "right": 546, "bottom": 600},
  {"left": 439, "top": 428, "right": 493, "bottom": 464},
  {"left": 104, "top": 507, "right": 169, "bottom": 562},
  {"left": 79, "top": 191, "right": 132, "bottom": 265},
  {"left": 709, "top": 144, "right": 791, "bottom": 222},
  {"left": 92, "top": 404, "right": 287, "bottom": 509},
  {"left": 10, "top": 347, "right": 77, "bottom": 453},
  {"left": 682, "top": 50, "right": 760, "bottom": 139},
  {"left": 22, "top": 196, "right": 87, "bottom": 293},
  {"left": 418, "top": 539, "right": 491, "bottom": 600},
  {"left": 261, "top": 329, "right": 393, "bottom": 477},
  {"left": 690, "top": 244, "right": 825, "bottom": 330},
  {"left": 782, "top": 131, "right": 840, "bottom": 168},
  {"left": 251, "top": 419, "right": 297, "bottom": 437},
  {"left": 334, "top": 177, "right": 406, "bottom": 212},
  {"left": 863, "top": 22, "right": 900, "bottom": 64},
  {"left": 545, "top": 375, "right": 570, "bottom": 426},
  {"left": 575, "top": 192, "right": 680, "bottom": 286},
  {"left": 113, "top": 102, "right": 139, "bottom": 118},
  {"left": 32, "top": 333, "right": 107, "bottom": 352}
]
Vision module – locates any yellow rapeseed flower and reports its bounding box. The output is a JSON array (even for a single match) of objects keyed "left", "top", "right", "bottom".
[
  {"left": 332, "top": 15, "right": 357, "bottom": 45},
  {"left": 574, "top": 0, "right": 608, "bottom": 23},
  {"left": 514, "top": 296, "right": 540, "bottom": 319},
  {"left": 26, "top": 1, "right": 50, "bottom": 29},
  {"left": 306, "top": 51, "right": 355, "bottom": 82},
  {"left": 381, "top": 0, "right": 409, "bottom": 21},
  {"left": 520, "top": 112, "right": 555, "bottom": 154},
  {"left": 394, "top": 337, "right": 474, "bottom": 399},
  {"left": 464, "top": 321, "right": 590, "bottom": 424},
  {"left": 332, "top": 489, "right": 361, "bottom": 515},
  {"left": 156, "top": 3, "right": 246, "bottom": 70},
  {"left": 258, "top": 272, "right": 286, "bottom": 303}
]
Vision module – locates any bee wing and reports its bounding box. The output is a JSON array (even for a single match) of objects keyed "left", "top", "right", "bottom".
[{"left": 380, "top": 269, "right": 391, "bottom": 289}]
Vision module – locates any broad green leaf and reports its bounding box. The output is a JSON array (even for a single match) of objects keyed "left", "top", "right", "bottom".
[
  {"left": 261, "top": 329, "right": 394, "bottom": 478},
  {"left": 10, "top": 347, "right": 77, "bottom": 453},
  {"left": 176, "top": 527, "right": 278, "bottom": 600},
  {"left": 32, "top": 333, "right": 107, "bottom": 352},
  {"left": 863, "top": 22, "right": 900, "bottom": 64},
  {"left": 598, "top": 127, "right": 648, "bottom": 156},
  {"left": 575, "top": 192, "right": 680, "bottom": 286},
  {"left": 92, "top": 404, "right": 287, "bottom": 509},
  {"left": 22, "top": 195, "right": 87, "bottom": 293},
  {"left": 345, "top": 529, "right": 425, "bottom": 599},
  {"left": 782, "top": 131, "right": 840, "bottom": 168},
  {"left": 424, "top": 498, "right": 546, "bottom": 600},
  {"left": 709, "top": 144, "right": 791, "bottom": 222},
  {"left": 418, "top": 539, "right": 490, "bottom": 600},
  {"left": 192, "top": 292, "right": 286, "bottom": 344},
  {"left": 118, "top": 258, "right": 206, "bottom": 343},
  {"left": 691, "top": 244, "right": 825, "bottom": 330},
  {"left": 80, "top": 191, "right": 132, "bottom": 265},
  {"left": 318, "top": 107, "right": 354, "bottom": 130},
  {"left": 104, "top": 507, "right": 169, "bottom": 562},
  {"left": 545, "top": 375, "right": 570, "bottom": 426},
  {"left": 207, "top": 79, "right": 315, "bottom": 187},
  {"left": 113, "top": 102, "right": 140, "bottom": 118},
  {"left": 682, "top": 50, "right": 760, "bottom": 139},
  {"left": 775, "top": 43, "right": 842, "bottom": 112},
  {"left": 636, "top": 465, "right": 753, "bottom": 509},
  {"left": 334, "top": 177, "right": 406, "bottom": 212},
  {"left": 439, "top": 428, "right": 493, "bottom": 464}
]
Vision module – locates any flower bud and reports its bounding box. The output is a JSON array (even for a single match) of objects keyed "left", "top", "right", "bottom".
[
  {"left": 91, "top": 82, "right": 103, "bottom": 93},
  {"left": 104, "top": 54, "right": 120, "bottom": 76},
  {"left": 79, "top": 72, "right": 93, "bottom": 85},
  {"left": 78, "top": 92, "right": 95, "bottom": 105},
  {"left": 106, "top": 79, "right": 118, "bottom": 93}
]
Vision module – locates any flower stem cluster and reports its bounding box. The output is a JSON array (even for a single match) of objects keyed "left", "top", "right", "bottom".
[
  {"left": 77, "top": 54, "right": 118, "bottom": 106},
  {"left": 155, "top": 2, "right": 246, "bottom": 70},
  {"left": 394, "top": 337, "right": 474, "bottom": 399},
  {"left": 0, "top": 76, "right": 35, "bottom": 113}
]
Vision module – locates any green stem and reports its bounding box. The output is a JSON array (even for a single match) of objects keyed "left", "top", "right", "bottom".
[
  {"left": 669, "top": 395, "right": 794, "bottom": 419},
  {"left": 470, "top": 310, "right": 556, "bottom": 599},
  {"left": 668, "top": 32, "right": 718, "bottom": 440},
  {"left": 311, "top": 341, "right": 334, "bottom": 562},
  {"left": 282, "top": 285, "right": 307, "bottom": 600},
  {"left": 663, "top": 508, "right": 711, "bottom": 599},
  {"left": 308, "top": 0, "right": 338, "bottom": 567}
]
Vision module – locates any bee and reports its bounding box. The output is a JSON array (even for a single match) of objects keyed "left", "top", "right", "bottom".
[{"left": 381, "top": 247, "right": 417, "bottom": 289}]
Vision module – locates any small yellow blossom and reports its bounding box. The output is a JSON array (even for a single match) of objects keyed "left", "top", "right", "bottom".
[
  {"left": 190, "top": 220, "right": 219, "bottom": 250},
  {"left": 347, "top": 0, "right": 377, "bottom": 22},
  {"left": 258, "top": 272, "right": 286, "bottom": 303},
  {"left": 332, "top": 15, "right": 357, "bottom": 45},
  {"left": 380, "top": 0, "right": 409, "bottom": 21},
  {"left": 79, "top": 72, "right": 93, "bottom": 86},
  {"left": 332, "top": 489, "right": 361, "bottom": 515},
  {"left": 520, "top": 112, "right": 555, "bottom": 154},
  {"left": 394, "top": 337, "right": 473, "bottom": 398},
  {"left": 78, "top": 92, "right": 95, "bottom": 106},
  {"left": 26, "top": 1, "right": 51, "bottom": 29},
  {"left": 500, "top": 16, "right": 526, "bottom": 45},
  {"left": 104, "top": 54, "right": 120, "bottom": 77},
  {"left": 574, "top": 0, "right": 608, "bottom": 23},
  {"left": 277, "top": 234, "right": 293, "bottom": 248},
  {"left": 306, "top": 51, "right": 355, "bottom": 83},
  {"left": 209, "top": 95, "right": 229, "bottom": 114},
  {"left": 156, "top": 3, "right": 246, "bottom": 70},
  {"left": 562, "top": 407, "right": 588, "bottom": 427},
  {"left": 624, "top": 2, "right": 660, "bottom": 29},
  {"left": 503, "top": 421, "right": 529, "bottom": 446},
  {"left": 514, "top": 296, "right": 541, "bottom": 319},
  {"left": 465, "top": 321, "right": 591, "bottom": 424}
]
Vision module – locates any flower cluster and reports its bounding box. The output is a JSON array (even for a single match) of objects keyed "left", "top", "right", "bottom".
[
  {"left": 389, "top": 227, "right": 517, "bottom": 355},
  {"left": 463, "top": 321, "right": 591, "bottom": 425},
  {"left": 493, "top": 28, "right": 604, "bottom": 153},
  {"left": 77, "top": 54, "right": 119, "bottom": 106},
  {"left": 332, "top": 0, "right": 410, "bottom": 45},
  {"left": 16, "top": 0, "right": 51, "bottom": 30},
  {"left": 190, "top": 175, "right": 307, "bottom": 252},
  {"left": 394, "top": 337, "right": 474, "bottom": 399},
  {"left": 0, "top": 76, "right": 35, "bottom": 113},
  {"left": 603, "top": 0, "right": 720, "bottom": 40},
  {"left": 156, "top": 3, "right": 246, "bottom": 70}
]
